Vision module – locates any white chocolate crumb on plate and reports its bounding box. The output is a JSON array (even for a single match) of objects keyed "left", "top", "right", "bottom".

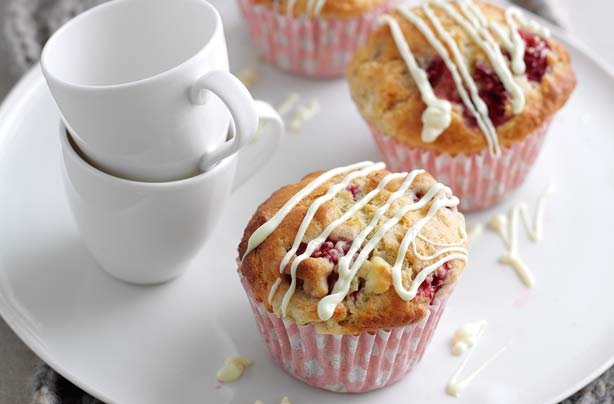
[
  {"left": 255, "top": 401, "right": 264, "bottom": 404},
  {"left": 280, "top": 397, "right": 291, "bottom": 404},
  {"left": 277, "top": 93, "right": 301, "bottom": 117},
  {"left": 238, "top": 67, "right": 261, "bottom": 89},
  {"left": 290, "top": 100, "right": 320, "bottom": 132},
  {"left": 466, "top": 223, "right": 483, "bottom": 244},
  {"left": 216, "top": 355, "right": 252, "bottom": 383}
]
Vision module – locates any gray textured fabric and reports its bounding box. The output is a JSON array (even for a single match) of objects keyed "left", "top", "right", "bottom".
[
  {"left": 0, "top": 0, "right": 611, "bottom": 403},
  {"left": 3, "top": 0, "right": 107, "bottom": 76}
]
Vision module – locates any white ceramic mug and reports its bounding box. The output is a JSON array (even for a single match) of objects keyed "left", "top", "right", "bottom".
[
  {"left": 60, "top": 101, "right": 283, "bottom": 284},
  {"left": 43, "top": 0, "right": 262, "bottom": 182}
]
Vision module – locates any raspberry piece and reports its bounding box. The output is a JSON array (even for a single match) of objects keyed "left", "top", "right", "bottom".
[
  {"left": 312, "top": 238, "right": 351, "bottom": 265},
  {"left": 426, "top": 56, "right": 461, "bottom": 104},
  {"left": 472, "top": 63, "right": 511, "bottom": 127},
  {"left": 346, "top": 184, "right": 360, "bottom": 200},
  {"left": 519, "top": 30, "right": 550, "bottom": 82},
  {"left": 418, "top": 264, "right": 451, "bottom": 302},
  {"left": 427, "top": 57, "right": 511, "bottom": 127}
]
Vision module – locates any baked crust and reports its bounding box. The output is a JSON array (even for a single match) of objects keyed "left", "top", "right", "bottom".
[
  {"left": 250, "top": 0, "right": 389, "bottom": 19},
  {"left": 238, "top": 168, "right": 467, "bottom": 335},
  {"left": 347, "top": 1, "right": 576, "bottom": 155}
]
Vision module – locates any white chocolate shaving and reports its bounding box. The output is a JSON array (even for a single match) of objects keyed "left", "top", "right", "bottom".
[{"left": 216, "top": 356, "right": 252, "bottom": 383}]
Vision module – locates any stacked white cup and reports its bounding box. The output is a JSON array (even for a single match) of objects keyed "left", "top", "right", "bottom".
[{"left": 41, "top": 0, "right": 284, "bottom": 284}]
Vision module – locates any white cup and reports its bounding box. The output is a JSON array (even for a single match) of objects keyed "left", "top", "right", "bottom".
[
  {"left": 59, "top": 101, "right": 283, "bottom": 284},
  {"left": 43, "top": 0, "right": 264, "bottom": 182}
]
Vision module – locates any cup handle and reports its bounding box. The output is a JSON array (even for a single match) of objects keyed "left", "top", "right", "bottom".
[
  {"left": 189, "top": 70, "right": 259, "bottom": 170},
  {"left": 232, "top": 100, "right": 285, "bottom": 191}
]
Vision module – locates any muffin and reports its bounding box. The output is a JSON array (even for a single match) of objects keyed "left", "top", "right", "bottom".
[
  {"left": 238, "top": 161, "right": 468, "bottom": 392},
  {"left": 347, "top": 1, "right": 576, "bottom": 210},
  {"left": 238, "top": 0, "right": 399, "bottom": 77}
]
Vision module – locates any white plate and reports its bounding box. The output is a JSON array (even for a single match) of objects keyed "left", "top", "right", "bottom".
[{"left": 1, "top": 2, "right": 613, "bottom": 403}]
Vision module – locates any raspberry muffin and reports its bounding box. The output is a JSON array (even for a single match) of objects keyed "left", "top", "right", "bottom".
[
  {"left": 347, "top": 0, "right": 576, "bottom": 210},
  {"left": 238, "top": 161, "right": 468, "bottom": 392},
  {"left": 238, "top": 0, "right": 399, "bottom": 77}
]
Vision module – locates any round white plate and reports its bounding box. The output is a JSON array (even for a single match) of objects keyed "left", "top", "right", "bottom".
[{"left": 1, "top": 1, "right": 613, "bottom": 403}]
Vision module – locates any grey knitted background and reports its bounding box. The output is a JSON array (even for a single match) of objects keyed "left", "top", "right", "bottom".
[{"left": 1, "top": 0, "right": 611, "bottom": 403}]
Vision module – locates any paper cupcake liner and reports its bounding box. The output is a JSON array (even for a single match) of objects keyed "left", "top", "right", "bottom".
[
  {"left": 237, "top": 0, "right": 398, "bottom": 78},
  {"left": 370, "top": 121, "right": 551, "bottom": 211},
  {"left": 241, "top": 278, "right": 449, "bottom": 393}
]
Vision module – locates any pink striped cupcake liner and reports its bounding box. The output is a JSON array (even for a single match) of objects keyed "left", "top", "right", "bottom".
[
  {"left": 242, "top": 278, "right": 450, "bottom": 393},
  {"left": 237, "top": 0, "right": 398, "bottom": 78},
  {"left": 370, "top": 121, "right": 551, "bottom": 211}
]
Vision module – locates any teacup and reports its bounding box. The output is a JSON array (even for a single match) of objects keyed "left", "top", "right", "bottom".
[
  {"left": 59, "top": 101, "right": 283, "bottom": 284},
  {"left": 44, "top": 0, "right": 263, "bottom": 182}
]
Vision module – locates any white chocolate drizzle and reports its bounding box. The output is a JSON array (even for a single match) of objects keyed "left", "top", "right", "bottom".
[
  {"left": 466, "top": 223, "right": 483, "bottom": 243},
  {"left": 508, "top": 6, "right": 551, "bottom": 38},
  {"left": 285, "top": 0, "right": 327, "bottom": 17},
  {"left": 243, "top": 161, "right": 468, "bottom": 321},
  {"left": 379, "top": 0, "right": 549, "bottom": 156},
  {"left": 438, "top": 0, "right": 525, "bottom": 114},
  {"left": 489, "top": 185, "right": 556, "bottom": 287},
  {"left": 446, "top": 322, "right": 506, "bottom": 398},
  {"left": 318, "top": 172, "right": 465, "bottom": 320},
  {"left": 379, "top": 15, "right": 452, "bottom": 143},
  {"left": 402, "top": 3, "right": 501, "bottom": 155},
  {"left": 504, "top": 8, "right": 527, "bottom": 75},
  {"left": 451, "top": 320, "right": 488, "bottom": 355},
  {"left": 242, "top": 161, "right": 374, "bottom": 260},
  {"left": 390, "top": 193, "right": 467, "bottom": 301},
  {"left": 273, "top": 171, "right": 407, "bottom": 314},
  {"left": 277, "top": 162, "right": 385, "bottom": 316}
]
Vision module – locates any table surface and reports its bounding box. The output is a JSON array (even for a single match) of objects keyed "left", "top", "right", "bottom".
[{"left": 0, "top": 1, "right": 612, "bottom": 403}]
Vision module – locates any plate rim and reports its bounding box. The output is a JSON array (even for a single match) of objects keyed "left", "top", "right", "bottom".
[{"left": 0, "top": 20, "right": 613, "bottom": 404}]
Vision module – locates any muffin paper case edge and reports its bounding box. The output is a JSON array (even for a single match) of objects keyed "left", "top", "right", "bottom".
[
  {"left": 240, "top": 276, "right": 450, "bottom": 393},
  {"left": 370, "top": 120, "right": 551, "bottom": 212},
  {"left": 237, "top": 0, "right": 399, "bottom": 78}
]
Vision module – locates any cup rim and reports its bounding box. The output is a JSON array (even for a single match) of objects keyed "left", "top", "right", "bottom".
[
  {"left": 41, "top": 0, "right": 221, "bottom": 91},
  {"left": 59, "top": 121, "right": 234, "bottom": 188}
]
